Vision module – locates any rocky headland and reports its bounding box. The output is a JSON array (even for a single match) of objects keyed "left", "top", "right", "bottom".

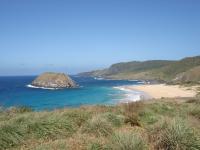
[{"left": 31, "top": 72, "right": 77, "bottom": 89}]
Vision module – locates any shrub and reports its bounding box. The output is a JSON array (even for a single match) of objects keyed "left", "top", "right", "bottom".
[
  {"left": 110, "top": 131, "right": 147, "bottom": 150},
  {"left": 82, "top": 115, "right": 113, "bottom": 137},
  {"left": 151, "top": 119, "right": 200, "bottom": 150}
]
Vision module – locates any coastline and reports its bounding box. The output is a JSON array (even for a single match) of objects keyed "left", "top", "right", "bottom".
[
  {"left": 113, "top": 86, "right": 152, "bottom": 103},
  {"left": 116, "top": 84, "right": 197, "bottom": 101}
]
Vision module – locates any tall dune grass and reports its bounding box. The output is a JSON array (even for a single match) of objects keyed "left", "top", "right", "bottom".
[{"left": 0, "top": 99, "right": 200, "bottom": 149}]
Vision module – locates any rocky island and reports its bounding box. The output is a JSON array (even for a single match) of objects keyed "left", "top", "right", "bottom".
[{"left": 30, "top": 72, "right": 77, "bottom": 89}]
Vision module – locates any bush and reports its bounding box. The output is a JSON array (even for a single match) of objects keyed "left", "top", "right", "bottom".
[
  {"left": 151, "top": 119, "right": 200, "bottom": 150},
  {"left": 82, "top": 115, "right": 113, "bottom": 137},
  {"left": 110, "top": 131, "right": 147, "bottom": 150}
]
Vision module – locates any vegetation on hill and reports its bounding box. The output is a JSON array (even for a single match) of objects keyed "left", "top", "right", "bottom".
[
  {"left": 0, "top": 97, "right": 200, "bottom": 150},
  {"left": 79, "top": 56, "right": 200, "bottom": 83}
]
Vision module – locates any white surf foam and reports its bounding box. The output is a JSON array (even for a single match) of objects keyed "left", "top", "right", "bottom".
[
  {"left": 113, "top": 86, "right": 142, "bottom": 103},
  {"left": 128, "top": 79, "right": 139, "bottom": 82},
  {"left": 26, "top": 84, "right": 59, "bottom": 90},
  {"left": 94, "top": 77, "right": 104, "bottom": 80}
]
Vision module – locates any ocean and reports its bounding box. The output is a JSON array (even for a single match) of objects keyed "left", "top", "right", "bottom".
[{"left": 0, "top": 76, "right": 143, "bottom": 110}]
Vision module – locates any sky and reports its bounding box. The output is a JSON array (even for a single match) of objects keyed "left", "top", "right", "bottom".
[{"left": 0, "top": 0, "right": 200, "bottom": 76}]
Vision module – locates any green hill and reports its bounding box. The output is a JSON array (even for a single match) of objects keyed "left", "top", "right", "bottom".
[
  {"left": 173, "top": 66, "right": 200, "bottom": 83},
  {"left": 79, "top": 56, "right": 200, "bottom": 83}
]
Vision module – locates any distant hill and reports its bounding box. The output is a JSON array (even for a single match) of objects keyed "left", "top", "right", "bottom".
[
  {"left": 79, "top": 56, "right": 200, "bottom": 83},
  {"left": 173, "top": 66, "right": 200, "bottom": 83}
]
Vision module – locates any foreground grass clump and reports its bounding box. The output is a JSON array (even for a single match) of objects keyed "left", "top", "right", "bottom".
[
  {"left": 123, "top": 101, "right": 144, "bottom": 126},
  {"left": 82, "top": 115, "right": 113, "bottom": 137},
  {"left": 27, "top": 117, "right": 75, "bottom": 139},
  {"left": 0, "top": 98, "right": 200, "bottom": 150},
  {"left": 110, "top": 131, "right": 147, "bottom": 150},
  {"left": 190, "top": 105, "right": 200, "bottom": 120},
  {"left": 0, "top": 123, "right": 25, "bottom": 149},
  {"left": 150, "top": 118, "right": 200, "bottom": 150}
]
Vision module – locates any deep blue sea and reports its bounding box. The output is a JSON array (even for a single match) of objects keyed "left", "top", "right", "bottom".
[{"left": 0, "top": 76, "right": 142, "bottom": 110}]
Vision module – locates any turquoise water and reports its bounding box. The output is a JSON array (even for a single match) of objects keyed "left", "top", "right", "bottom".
[{"left": 0, "top": 76, "right": 141, "bottom": 110}]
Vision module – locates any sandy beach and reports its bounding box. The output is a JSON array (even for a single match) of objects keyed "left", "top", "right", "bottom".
[{"left": 120, "top": 84, "right": 197, "bottom": 99}]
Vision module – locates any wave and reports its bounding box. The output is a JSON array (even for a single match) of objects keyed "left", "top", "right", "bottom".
[
  {"left": 26, "top": 84, "right": 59, "bottom": 90},
  {"left": 128, "top": 79, "right": 139, "bottom": 82},
  {"left": 113, "top": 86, "right": 142, "bottom": 103},
  {"left": 94, "top": 77, "right": 104, "bottom": 80},
  {"left": 93, "top": 77, "right": 116, "bottom": 81},
  {"left": 137, "top": 81, "right": 146, "bottom": 84}
]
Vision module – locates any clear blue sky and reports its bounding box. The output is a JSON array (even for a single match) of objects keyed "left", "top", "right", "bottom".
[{"left": 0, "top": 0, "right": 200, "bottom": 75}]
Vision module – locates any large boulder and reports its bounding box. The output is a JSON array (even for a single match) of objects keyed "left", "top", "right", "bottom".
[{"left": 31, "top": 72, "right": 77, "bottom": 89}]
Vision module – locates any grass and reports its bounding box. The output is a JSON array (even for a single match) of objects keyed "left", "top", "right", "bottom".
[
  {"left": 82, "top": 115, "right": 113, "bottom": 137},
  {"left": 122, "top": 101, "right": 144, "bottom": 126},
  {"left": 110, "top": 131, "right": 147, "bottom": 150},
  {"left": 150, "top": 118, "right": 200, "bottom": 150},
  {"left": 190, "top": 106, "right": 200, "bottom": 120},
  {"left": 0, "top": 98, "right": 200, "bottom": 150}
]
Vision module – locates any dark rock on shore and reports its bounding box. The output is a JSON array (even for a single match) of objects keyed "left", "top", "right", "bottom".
[{"left": 31, "top": 72, "right": 77, "bottom": 89}]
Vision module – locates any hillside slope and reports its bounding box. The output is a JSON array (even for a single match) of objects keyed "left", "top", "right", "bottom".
[
  {"left": 173, "top": 66, "right": 200, "bottom": 83},
  {"left": 79, "top": 56, "right": 200, "bottom": 83}
]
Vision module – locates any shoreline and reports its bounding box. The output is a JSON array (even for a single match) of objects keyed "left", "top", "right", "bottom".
[
  {"left": 116, "top": 84, "right": 197, "bottom": 101},
  {"left": 113, "top": 86, "right": 152, "bottom": 103}
]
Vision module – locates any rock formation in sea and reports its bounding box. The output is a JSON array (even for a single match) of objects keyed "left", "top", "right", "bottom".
[{"left": 31, "top": 72, "right": 77, "bottom": 89}]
